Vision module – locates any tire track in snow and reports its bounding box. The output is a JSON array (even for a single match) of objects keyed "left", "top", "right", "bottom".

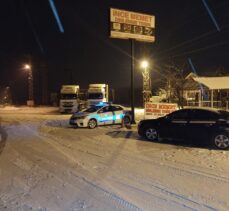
[
  {"left": 39, "top": 122, "right": 229, "bottom": 210},
  {"left": 134, "top": 153, "right": 229, "bottom": 184},
  {"left": 89, "top": 139, "right": 228, "bottom": 211},
  {"left": 110, "top": 152, "right": 229, "bottom": 210},
  {"left": 80, "top": 177, "right": 142, "bottom": 211},
  {"left": 100, "top": 135, "right": 229, "bottom": 185},
  {"left": 39, "top": 123, "right": 142, "bottom": 210},
  {"left": 112, "top": 174, "right": 218, "bottom": 211},
  {"left": 105, "top": 130, "right": 229, "bottom": 184},
  {"left": 112, "top": 180, "right": 198, "bottom": 211},
  {"left": 43, "top": 130, "right": 199, "bottom": 210},
  {"left": 23, "top": 134, "right": 141, "bottom": 211},
  {"left": 6, "top": 133, "right": 136, "bottom": 211},
  {"left": 147, "top": 181, "right": 217, "bottom": 211},
  {"left": 6, "top": 123, "right": 41, "bottom": 140}
]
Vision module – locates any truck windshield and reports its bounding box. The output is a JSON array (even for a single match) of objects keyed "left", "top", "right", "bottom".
[
  {"left": 61, "top": 94, "right": 77, "bottom": 99},
  {"left": 88, "top": 93, "right": 103, "bottom": 99}
]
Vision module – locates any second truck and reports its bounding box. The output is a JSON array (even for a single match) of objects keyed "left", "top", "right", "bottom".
[{"left": 87, "top": 84, "right": 109, "bottom": 106}]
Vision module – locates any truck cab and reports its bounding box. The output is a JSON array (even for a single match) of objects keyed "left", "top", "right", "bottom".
[
  {"left": 59, "top": 85, "right": 80, "bottom": 113},
  {"left": 87, "top": 84, "right": 109, "bottom": 107}
]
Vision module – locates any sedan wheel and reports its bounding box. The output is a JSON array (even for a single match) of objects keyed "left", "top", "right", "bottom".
[
  {"left": 144, "top": 128, "right": 158, "bottom": 141},
  {"left": 213, "top": 134, "right": 229, "bottom": 150},
  {"left": 88, "top": 119, "right": 97, "bottom": 129}
]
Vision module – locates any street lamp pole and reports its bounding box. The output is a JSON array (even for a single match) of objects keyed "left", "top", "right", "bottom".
[
  {"left": 24, "top": 64, "right": 34, "bottom": 106},
  {"left": 28, "top": 67, "right": 33, "bottom": 101},
  {"left": 141, "top": 60, "right": 152, "bottom": 105}
]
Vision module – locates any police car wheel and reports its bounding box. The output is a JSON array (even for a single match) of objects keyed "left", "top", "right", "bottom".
[
  {"left": 88, "top": 119, "right": 97, "bottom": 129},
  {"left": 123, "top": 116, "right": 131, "bottom": 125}
]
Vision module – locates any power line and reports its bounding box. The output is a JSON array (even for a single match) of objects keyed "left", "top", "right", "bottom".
[
  {"left": 168, "top": 38, "right": 229, "bottom": 59},
  {"left": 154, "top": 2, "right": 229, "bottom": 59}
]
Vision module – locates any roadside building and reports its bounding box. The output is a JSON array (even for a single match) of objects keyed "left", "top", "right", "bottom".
[{"left": 183, "top": 73, "right": 229, "bottom": 109}]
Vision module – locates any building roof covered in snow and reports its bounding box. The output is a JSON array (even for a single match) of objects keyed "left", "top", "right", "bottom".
[
  {"left": 184, "top": 73, "right": 229, "bottom": 90},
  {"left": 193, "top": 77, "right": 229, "bottom": 90}
]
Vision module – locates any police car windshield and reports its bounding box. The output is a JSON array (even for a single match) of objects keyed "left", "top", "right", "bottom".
[{"left": 84, "top": 106, "right": 103, "bottom": 113}]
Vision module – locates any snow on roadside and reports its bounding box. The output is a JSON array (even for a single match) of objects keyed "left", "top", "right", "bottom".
[
  {"left": 1, "top": 106, "right": 229, "bottom": 210},
  {"left": 39, "top": 116, "right": 229, "bottom": 210},
  {"left": 134, "top": 108, "right": 144, "bottom": 121},
  {"left": 0, "top": 106, "right": 59, "bottom": 113}
]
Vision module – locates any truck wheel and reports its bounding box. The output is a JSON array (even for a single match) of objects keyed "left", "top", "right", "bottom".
[{"left": 88, "top": 119, "right": 97, "bottom": 129}]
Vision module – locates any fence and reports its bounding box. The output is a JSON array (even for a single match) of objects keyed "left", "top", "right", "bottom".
[{"left": 186, "top": 100, "right": 229, "bottom": 110}]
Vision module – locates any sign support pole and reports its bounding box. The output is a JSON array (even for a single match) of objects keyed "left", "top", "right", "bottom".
[
  {"left": 109, "top": 8, "right": 155, "bottom": 124},
  {"left": 131, "top": 39, "right": 136, "bottom": 124}
]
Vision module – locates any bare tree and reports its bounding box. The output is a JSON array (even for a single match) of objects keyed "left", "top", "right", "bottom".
[{"left": 163, "top": 63, "right": 188, "bottom": 108}]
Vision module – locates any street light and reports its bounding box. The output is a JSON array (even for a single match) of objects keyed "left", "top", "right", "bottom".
[
  {"left": 24, "top": 64, "right": 34, "bottom": 106},
  {"left": 140, "top": 60, "right": 152, "bottom": 105},
  {"left": 24, "top": 64, "right": 31, "bottom": 70},
  {"left": 141, "top": 60, "right": 149, "bottom": 69}
]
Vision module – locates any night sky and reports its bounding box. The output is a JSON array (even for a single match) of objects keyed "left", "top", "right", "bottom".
[{"left": 0, "top": 0, "right": 229, "bottom": 104}]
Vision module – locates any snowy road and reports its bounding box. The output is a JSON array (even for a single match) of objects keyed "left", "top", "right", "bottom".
[{"left": 0, "top": 107, "right": 229, "bottom": 210}]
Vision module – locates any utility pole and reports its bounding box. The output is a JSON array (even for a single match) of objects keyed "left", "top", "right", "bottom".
[
  {"left": 131, "top": 39, "right": 136, "bottom": 124},
  {"left": 41, "top": 62, "right": 48, "bottom": 105}
]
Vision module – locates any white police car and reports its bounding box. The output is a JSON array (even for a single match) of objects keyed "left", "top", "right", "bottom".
[{"left": 69, "top": 103, "right": 132, "bottom": 129}]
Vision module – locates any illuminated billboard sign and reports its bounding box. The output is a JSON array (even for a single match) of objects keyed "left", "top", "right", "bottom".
[
  {"left": 144, "top": 103, "right": 178, "bottom": 119},
  {"left": 110, "top": 8, "right": 155, "bottom": 42}
]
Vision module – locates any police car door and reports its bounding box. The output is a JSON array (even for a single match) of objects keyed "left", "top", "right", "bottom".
[
  {"left": 98, "top": 106, "right": 113, "bottom": 125},
  {"left": 110, "top": 105, "right": 124, "bottom": 124}
]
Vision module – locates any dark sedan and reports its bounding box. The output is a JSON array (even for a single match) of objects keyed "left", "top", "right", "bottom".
[{"left": 138, "top": 108, "right": 229, "bottom": 149}]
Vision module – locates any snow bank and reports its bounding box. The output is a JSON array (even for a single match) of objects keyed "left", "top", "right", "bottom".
[{"left": 0, "top": 106, "right": 59, "bottom": 113}]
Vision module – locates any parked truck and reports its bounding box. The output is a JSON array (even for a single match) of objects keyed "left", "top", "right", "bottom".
[
  {"left": 87, "top": 84, "right": 109, "bottom": 106},
  {"left": 59, "top": 85, "right": 80, "bottom": 113}
]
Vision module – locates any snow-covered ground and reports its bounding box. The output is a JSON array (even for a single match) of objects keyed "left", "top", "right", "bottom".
[{"left": 0, "top": 106, "right": 229, "bottom": 211}]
